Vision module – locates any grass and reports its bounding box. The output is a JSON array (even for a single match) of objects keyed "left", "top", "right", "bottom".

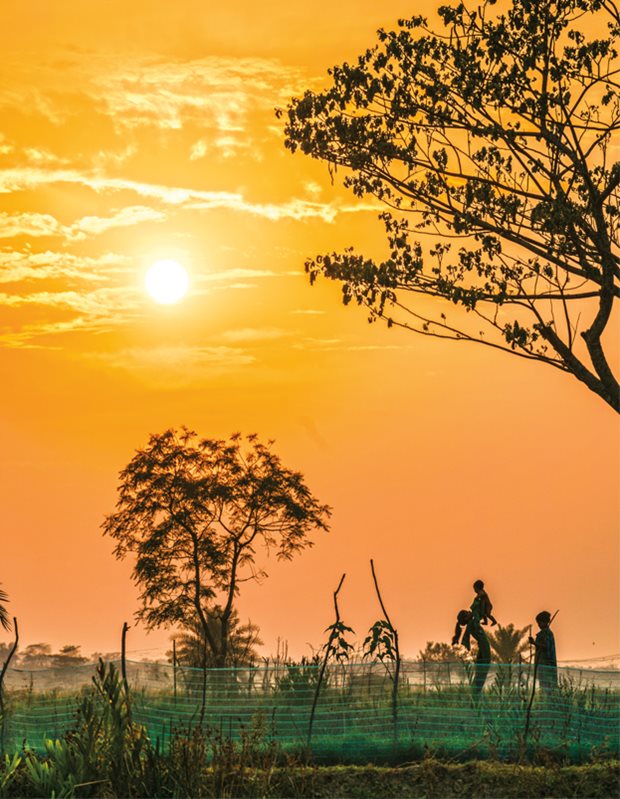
[
  {"left": 3, "top": 663, "right": 617, "bottom": 761},
  {"left": 0, "top": 660, "right": 617, "bottom": 796}
]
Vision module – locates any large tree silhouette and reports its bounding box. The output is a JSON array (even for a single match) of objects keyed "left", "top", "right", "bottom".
[
  {"left": 283, "top": 0, "right": 620, "bottom": 412},
  {"left": 103, "top": 429, "right": 330, "bottom": 667}
]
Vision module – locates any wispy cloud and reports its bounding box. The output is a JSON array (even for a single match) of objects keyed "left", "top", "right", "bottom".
[
  {"left": 0, "top": 52, "right": 319, "bottom": 141},
  {"left": 92, "top": 345, "right": 255, "bottom": 387},
  {"left": 0, "top": 212, "right": 61, "bottom": 239},
  {"left": 0, "top": 316, "right": 124, "bottom": 349},
  {"left": 197, "top": 268, "right": 301, "bottom": 284},
  {"left": 23, "top": 147, "right": 68, "bottom": 166},
  {"left": 69, "top": 205, "right": 166, "bottom": 239},
  {"left": 190, "top": 139, "right": 208, "bottom": 161},
  {"left": 0, "top": 167, "right": 379, "bottom": 223},
  {"left": 293, "top": 337, "right": 413, "bottom": 352},
  {"left": 0, "top": 286, "right": 140, "bottom": 316},
  {"left": 220, "top": 327, "right": 291, "bottom": 342},
  {"left": 90, "top": 56, "right": 309, "bottom": 133},
  {"left": 0, "top": 134, "right": 13, "bottom": 156},
  {"left": 0, "top": 282, "right": 143, "bottom": 348},
  {"left": 0, "top": 251, "right": 128, "bottom": 283},
  {"left": 0, "top": 206, "right": 166, "bottom": 242}
]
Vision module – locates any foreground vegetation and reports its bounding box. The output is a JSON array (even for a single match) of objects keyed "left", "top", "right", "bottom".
[
  {"left": 1, "top": 755, "right": 619, "bottom": 798},
  {"left": 4, "top": 658, "right": 618, "bottom": 758},
  {"left": 0, "top": 661, "right": 617, "bottom": 797}
]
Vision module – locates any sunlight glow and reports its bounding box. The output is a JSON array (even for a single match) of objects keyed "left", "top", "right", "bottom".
[{"left": 145, "top": 260, "right": 189, "bottom": 305}]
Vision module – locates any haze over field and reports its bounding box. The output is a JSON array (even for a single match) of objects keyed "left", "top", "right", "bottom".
[{"left": 0, "top": 0, "right": 618, "bottom": 664}]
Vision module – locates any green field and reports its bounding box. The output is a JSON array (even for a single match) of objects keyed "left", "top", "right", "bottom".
[
  {"left": 2, "top": 659, "right": 618, "bottom": 762},
  {"left": 0, "top": 660, "right": 617, "bottom": 796}
]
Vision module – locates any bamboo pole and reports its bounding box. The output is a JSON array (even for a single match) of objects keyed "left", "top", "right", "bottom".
[
  {"left": 308, "top": 573, "right": 346, "bottom": 746},
  {"left": 370, "top": 559, "right": 401, "bottom": 740}
]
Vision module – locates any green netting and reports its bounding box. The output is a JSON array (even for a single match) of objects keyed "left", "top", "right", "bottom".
[{"left": 2, "top": 660, "right": 618, "bottom": 761}]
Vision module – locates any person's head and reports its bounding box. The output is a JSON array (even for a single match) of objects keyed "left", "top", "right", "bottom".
[
  {"left": 535, "top": 611, "right": 552, "bottom": 629},
  {"left": 473, "top": 579, "right": 484, "bottom": 593},
  {"left": 457, "top": 609, "right": 471, "bottom": 626}
]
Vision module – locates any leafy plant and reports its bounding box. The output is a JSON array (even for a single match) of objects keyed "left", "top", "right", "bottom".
[
  {"left": 364, "top": 620, "right": 397, "bottom": 665},
  {"left": 488, "top": 624, "right": 530, "bottom": 663},
  {"left": 0, "top": 753, "right": 22, "bottom": 798},
  {"left": 322, "top": 620, "right": 355, "bottom": 664}
]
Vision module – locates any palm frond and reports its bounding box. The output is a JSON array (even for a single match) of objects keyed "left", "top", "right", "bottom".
[{"left": 0, "top": 586, "right": 11, "bottom": 633}]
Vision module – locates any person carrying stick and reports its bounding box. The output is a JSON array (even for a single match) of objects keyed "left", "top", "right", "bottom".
[{"left": 528, "top": 610, "right": 558, "bottom": 692}]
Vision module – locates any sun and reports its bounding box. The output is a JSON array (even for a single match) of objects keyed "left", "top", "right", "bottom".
[{"left": 145, "top": 260, "right": 189, "bottom": 305}]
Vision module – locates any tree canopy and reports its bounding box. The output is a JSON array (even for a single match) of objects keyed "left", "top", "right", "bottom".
[
  {"left": 283, "top": 0, "right": 620, "bottom": 412},
  {"left": 102, "top": 429, "right": 330, "bottom": 667}
]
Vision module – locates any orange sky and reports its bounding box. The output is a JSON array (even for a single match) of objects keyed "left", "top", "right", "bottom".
[{"left": 1, "top": 1, "right": 618, "bottom": 664}]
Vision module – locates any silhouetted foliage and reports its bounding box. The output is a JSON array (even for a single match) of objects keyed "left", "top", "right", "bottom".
[
  {"left": 284, "top": 0, "right": 620, "bottom": 412},
  {"left": 417, "top": 641, "right": 459, "bottom": 662},
  {"left": 103, "top": 428, "right": 330, "bottom": 666},
  {"left": 0, "top": 643, "right": 15, "bottom": 664},
  {"left": 53, "top": 645, "right": 88, "bottom": 668},
  {"left": 488, "top": 623, "right": 530, "bottom": 663},
  {"left": 18, "top": 643, "right": 53, "bottom": 669},
  {"left": 0, "top": 585, "right": 10, "bottom": 633},
  {"left": 170, "top": 606, "right": 263, "bottom": 668}
]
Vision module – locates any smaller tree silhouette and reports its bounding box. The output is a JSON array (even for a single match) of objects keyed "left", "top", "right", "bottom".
[
  {"left": 417, "top": 641, "right": 458, "bottom": 662},
  {"left": 19, "top": 643, "right": 53, "bottom": 669},
  {"left": 103, "top": 428, "right": 330, "bottom": 667},
  {"left": 53, "top": 645, "right": 88, "bottom": 668},
  {"left": 488, "top": 623, "right": 530, "bottom": 663},
  {"left": 170, "top": 607, "right": 263, "bottom": 668}
]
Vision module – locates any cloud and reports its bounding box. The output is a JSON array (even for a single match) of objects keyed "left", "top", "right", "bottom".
[
  {"left": 293, "top": 337, "right": 413, "bottom": 352},
  {"left": 24, "top": 148, "right": 68, "bottom": 166},
  {"left": 89, "top": 56, "right": 309, "bottom": 133},
  {"left": 190, "top": 140, "right": 208, "bottom": 161},
  {"left": 293, "top": 337, "right": 343, "bottom": 349},
  {"left": 0, "top": 251, "right": 128, "bottom": 283},
  {"left": 0, "top": 206, "right": 166, "bottom": 242},
  {"left": 69, "top": 205, "right": 166, "bottom": 239},
  {"left": 0, "top": 53, "right": 317, "bottom": 134},
  {"left": 0, "top": 257, "right": 306, "bottom": 347},
  {"left": 0, "top": 168, "right": 377, "bottom": 223},
  {"left": 0, "top": 134, "right": 13, "bottom": 156},
  {"left": 0, "top": 212, "right": 61, "bottom": 239},
  {"left": 0, "top": 281, "right": 142, "bottom": 347},
  {"left": 304, "top": 181, "right": 323, "bottom": 197},
  {"left": 197, "top": 268, "right": 301, "bottom": 285},
  {"left": 290, "top": 309, "right": 326, "bottom": 315},
  {"left": 92, "top": 345, "right": 255, "bottom": 387},
  {"left": 0, "top": 286, "right": 141, "bottom": 316},
  {"left": 220, "top": 327, "right": 291, "bottom": 342},
  {"left": 0, "top": 316, "right": 122, "bottom": 349}
]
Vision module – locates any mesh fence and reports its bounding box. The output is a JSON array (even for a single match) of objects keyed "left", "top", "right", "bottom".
[{"left": 2, "top": 659, "right": 618, "bottom": 761}]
